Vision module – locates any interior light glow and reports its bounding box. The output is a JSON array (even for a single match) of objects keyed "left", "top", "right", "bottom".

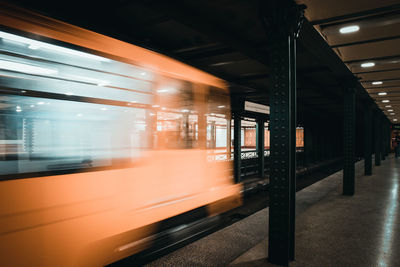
[
  {"left": 77, "top": 113, "right": 82, "bottom": 117},
  {"left": 140, "top": 72, "right": 146, "bottom": 76},
  {"left": 388, "top": 109, "right": 394, "bottom": 112},
  {"left": 0, "top": 59, "right": 58, "bottom": 75},
  {"left": 390, "top": 113, "right": 395, "bottom": 115},
  {"left": 181, "top": 109, "right": 189, "bottom": 113},
  {"left": 339, "top": 25, "right": 360, "bottom": 34},
  {"left": 218, "top": 105, "right": 226, "bottom": 108},
  {"left": 361, "top": 62, "right": 375, "bottom": 68},
  {"left": 101, "top": 107, "right": 107, "bottom": 111},
  {"left": 382, "top": 100, "right": 390, "bottom": 103},
  {"left": 378, "top": 92, "right": 387, "bottom": 96},
  {"left": 385, "top": 105, "right": 392, "bottom": 108},
  {"left": 21, "top": 90, "right": 26, "bottom": 93},
  {"left": 65, "top": 92, "right": 74, "bottom": 95},
  {"left": 37, "top": 102, "right": 45, "bottom": 105},
  {"left": 16, "top": 109, "right": 22, "bottom": 112},
  {"left": 152, "top": 105, "right": 160, "bottom": 108},
  {"left": 157, "top": 89, "right": 169, "bottom": 93},
  {"left": 394, "top": 119, "right": 398, "bottom": 121},
  {"left": 0, "top": 31, "right": 110, "bottom": 62},
  {"left": 372, "top": 81, "right": 383, "bottom": 85},
  {"left": 30, "top": 105, "right": 35, "bottom": 108}
]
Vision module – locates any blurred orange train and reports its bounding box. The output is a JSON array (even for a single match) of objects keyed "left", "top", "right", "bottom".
[{"left": 0, "top": 3, "right": 241, "bottom": 266}]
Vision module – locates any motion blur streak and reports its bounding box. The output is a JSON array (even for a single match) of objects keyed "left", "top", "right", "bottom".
[{"left": 0, "top": 3, "right": 241, "bottom": 266}]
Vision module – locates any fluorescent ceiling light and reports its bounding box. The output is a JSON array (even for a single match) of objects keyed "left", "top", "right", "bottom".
[
  {"left": 394, "top": 119, "right": 398, "bottom": 121},
  {"left": 385, "top": 105, "right": 392, "bottom": 108},
  {"left": 378, "top": 92, "right": 387, "bottom": 96},
  {"left": 372, "top": 81, "right": 383, "bottom": 85},
  {"left": 181, "top": 109, "right": 189, "bottom": 113},
  {"left": 361, "top": 62, "right": 375, "bottom": 68},
  {"left": 382, "top": 100, "right": 390, "bottom": 103},
  {"left": 218, "top": 105, "right": 225, "bottom": 108},
  {"left": 0, "top": 31, "right": 110, "bottom": 62},
  {"left": 0, "top": 59, "right": 57, "bottom": 75},
  {"left": 388, "top": 109, "right": 394, "bottom": 112},
  {"left": 390, "top": 113, "right": 395, "bottom": 115},
  {"left": 157, "top": 89, "right": 169, "bottom": 93},
  {"left": 339, "top": 25, "right": 360, "bottom": 34}
]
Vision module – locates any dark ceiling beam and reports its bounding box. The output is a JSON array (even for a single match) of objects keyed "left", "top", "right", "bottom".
[
  {"left": 331, "top": 35, "right": 400, "bottom": 49},
  {"left": 365, "top": 86, "right": 400, "bottom": 89},
  {"left": 354, "top": 67, "right": 400, "bottom": 75},
  {"left": 173, "top": 43, "right": 224, "bottom": 53},
  {"left": 344, "top": 54, "right": 400, "bottom": 64},
  {"left": 137, "top": 0, "right": 270, "bottom": 66},
  {"left": 181, "top": 47, "right": 235, "bottom": 60},
  {"left": 310, "top": 4, "right": 400, "bottom": 25},
  {"left": 361, "top": 78, "right": 400, "bottom": 83}
]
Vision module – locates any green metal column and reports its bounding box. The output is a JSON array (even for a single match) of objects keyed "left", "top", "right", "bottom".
[
  {"left": 257, "top": 118, "right": 265, "bottom": 178},
  {"left": 364, "top": 106, "right": 372, "bottom": 176},
  {"left": 261, "top": 1, "right": 305, "bottom": 265},
  {"left": 374, "top": 112, "right": 381, "bottom": 166},
  {"left": 233, "top": 112, "right": 242, "bottom": 182},
  {"left": 343, "top": 86, "right": 356, "bottom": 196}
]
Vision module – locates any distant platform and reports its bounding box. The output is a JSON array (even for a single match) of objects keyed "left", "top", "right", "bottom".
[{"left": 146, "top": 155, "right": 400, "bottom": 267}]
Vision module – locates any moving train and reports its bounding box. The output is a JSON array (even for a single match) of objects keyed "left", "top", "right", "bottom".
[{"left": 0, "top": 3, "right": 242, "bottom": 266}]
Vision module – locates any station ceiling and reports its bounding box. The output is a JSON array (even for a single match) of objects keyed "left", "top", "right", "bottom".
[
  {"left": 299, "top": 0, "right": 400, "bottom": 123},
  {"left": 7, "top": 0, "right": 393, "bottom": 123}
]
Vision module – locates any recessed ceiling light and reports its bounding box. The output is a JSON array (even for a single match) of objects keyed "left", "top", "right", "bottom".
[
  {"left": 382, "top": 100, "right": 390, "bottom": 103},
  {"left": 385, "top": 105, "right": 392, "bottom": 108},
  {"left": 390, "top": 113, "right": 395, "bottom": 115},
  {"left": 339, "top": 25, "right": 360, "bottom": 34},
  {"left": 394, "top": 119, "right": 398, "bottom": 121},
  {"left": 388, "top": 109, "right": 394, "bottom": 112},
  {"left": 372, "top": 81, "right": 383, "bottom": 85},
  {"left": 218, "top": 105, "right": 225, "bottom": 108},
  {"left": 361, "top": 62, "right": 375, "bottom": 68},
  {"left": 378, "top": 92, "right": 387, "bottom": 96}
]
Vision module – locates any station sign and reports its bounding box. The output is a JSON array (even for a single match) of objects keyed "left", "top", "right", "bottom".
[{"left": 244, "top": 101, "right": 270, "bottom": 114}]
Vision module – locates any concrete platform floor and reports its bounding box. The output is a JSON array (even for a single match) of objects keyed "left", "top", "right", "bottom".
[{"left": 146, "top": 155, "right": 400, "bottom": 267}]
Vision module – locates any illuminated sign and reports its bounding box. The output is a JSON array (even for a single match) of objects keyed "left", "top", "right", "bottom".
[{"left": 244, "top": 101, "right": 270, "bottom": 114}]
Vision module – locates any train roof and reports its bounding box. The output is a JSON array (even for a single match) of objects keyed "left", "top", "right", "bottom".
[{"left": 0, "top": 3, "right": 227, "bottom": 90}]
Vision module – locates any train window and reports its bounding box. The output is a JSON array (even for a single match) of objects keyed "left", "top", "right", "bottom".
[
  {"left": 0, "top": 30, "right": 154, "bottom": 103},
  {"left": 0, "top": 94, "right": 150, "bottom": 176},
  {"left": 0, "top": 30, "right": 157, "bottom": 178},
  {"left": 153, "top": 78, "right": 198, "bottom": 149}
]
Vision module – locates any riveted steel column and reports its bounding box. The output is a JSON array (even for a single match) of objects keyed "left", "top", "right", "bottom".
[
  {"left": 374, "top": 112, "right": 381, "bottom": 166},
  {"left": 343, "top": 87, "right": 355, "bottom": 196},
  {"left": 381, "top": 115, "right": 386, "bottom": 161},
  {"left": 268, "top": 34, "right": 294, "bottom": 267},
  {"left": 257, "top": 118, "right": 265, "bottom": 177},
  {"left": 304, "top": 124, "right": 313, "bottom": 166},
  {"left": 262, "top": 1, "right": 305, "bottom": 265},
  {"left": 233, "top": 112, "right": 242, "bottom": 182},
  {"left": 364, "top": 106, "right": 372, "bottom": 176}
]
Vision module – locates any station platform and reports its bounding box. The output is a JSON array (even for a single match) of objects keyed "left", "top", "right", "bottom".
[{"left": 145, "top": 155, "right": 400, "bottom": 267}]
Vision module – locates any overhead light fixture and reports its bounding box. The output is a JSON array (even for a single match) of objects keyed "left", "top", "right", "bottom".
[
  {"left": 65, "top": 92, "right": 74, "bottom": 96},
  {"left": 390, "top": 113, "right": 395, "bottom": 115},
  {"left": 0, "top": 31, "right": 110, "bottom": 62},
  {"left": 394, "top": 119, "right": 398, "bottom": 122},
  {"left": 156, "top": 89, "right": 169, "bottom": 93},
  {"left": 0, "top": 59, "right": 58, "bottom": 75},
  {"left": 339, "top": 25, "right": 360, "bottom": 34},
  {"left": 378, "top": 92, "right": 387, "bottom": 96},
  {"left": 372, "top": 81, "right": 383, "bottom": 85},
  {"left": 181, "top": 109, "right": 189, "bottom": 113},
  {"left": 218, "top": 105, "right": 225, "bottom": 108},
  {"left": 385, "top": 105, "right": 392, "bottom": 108},
  {"left": 388, "top": 109, "right": 394, "bottom": 112},
  {"left": 361, "top": 62, "right": 375, "bottom": 68},
  {"left": 382, "top": 100, "right": 390, "bottom": 103}
]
